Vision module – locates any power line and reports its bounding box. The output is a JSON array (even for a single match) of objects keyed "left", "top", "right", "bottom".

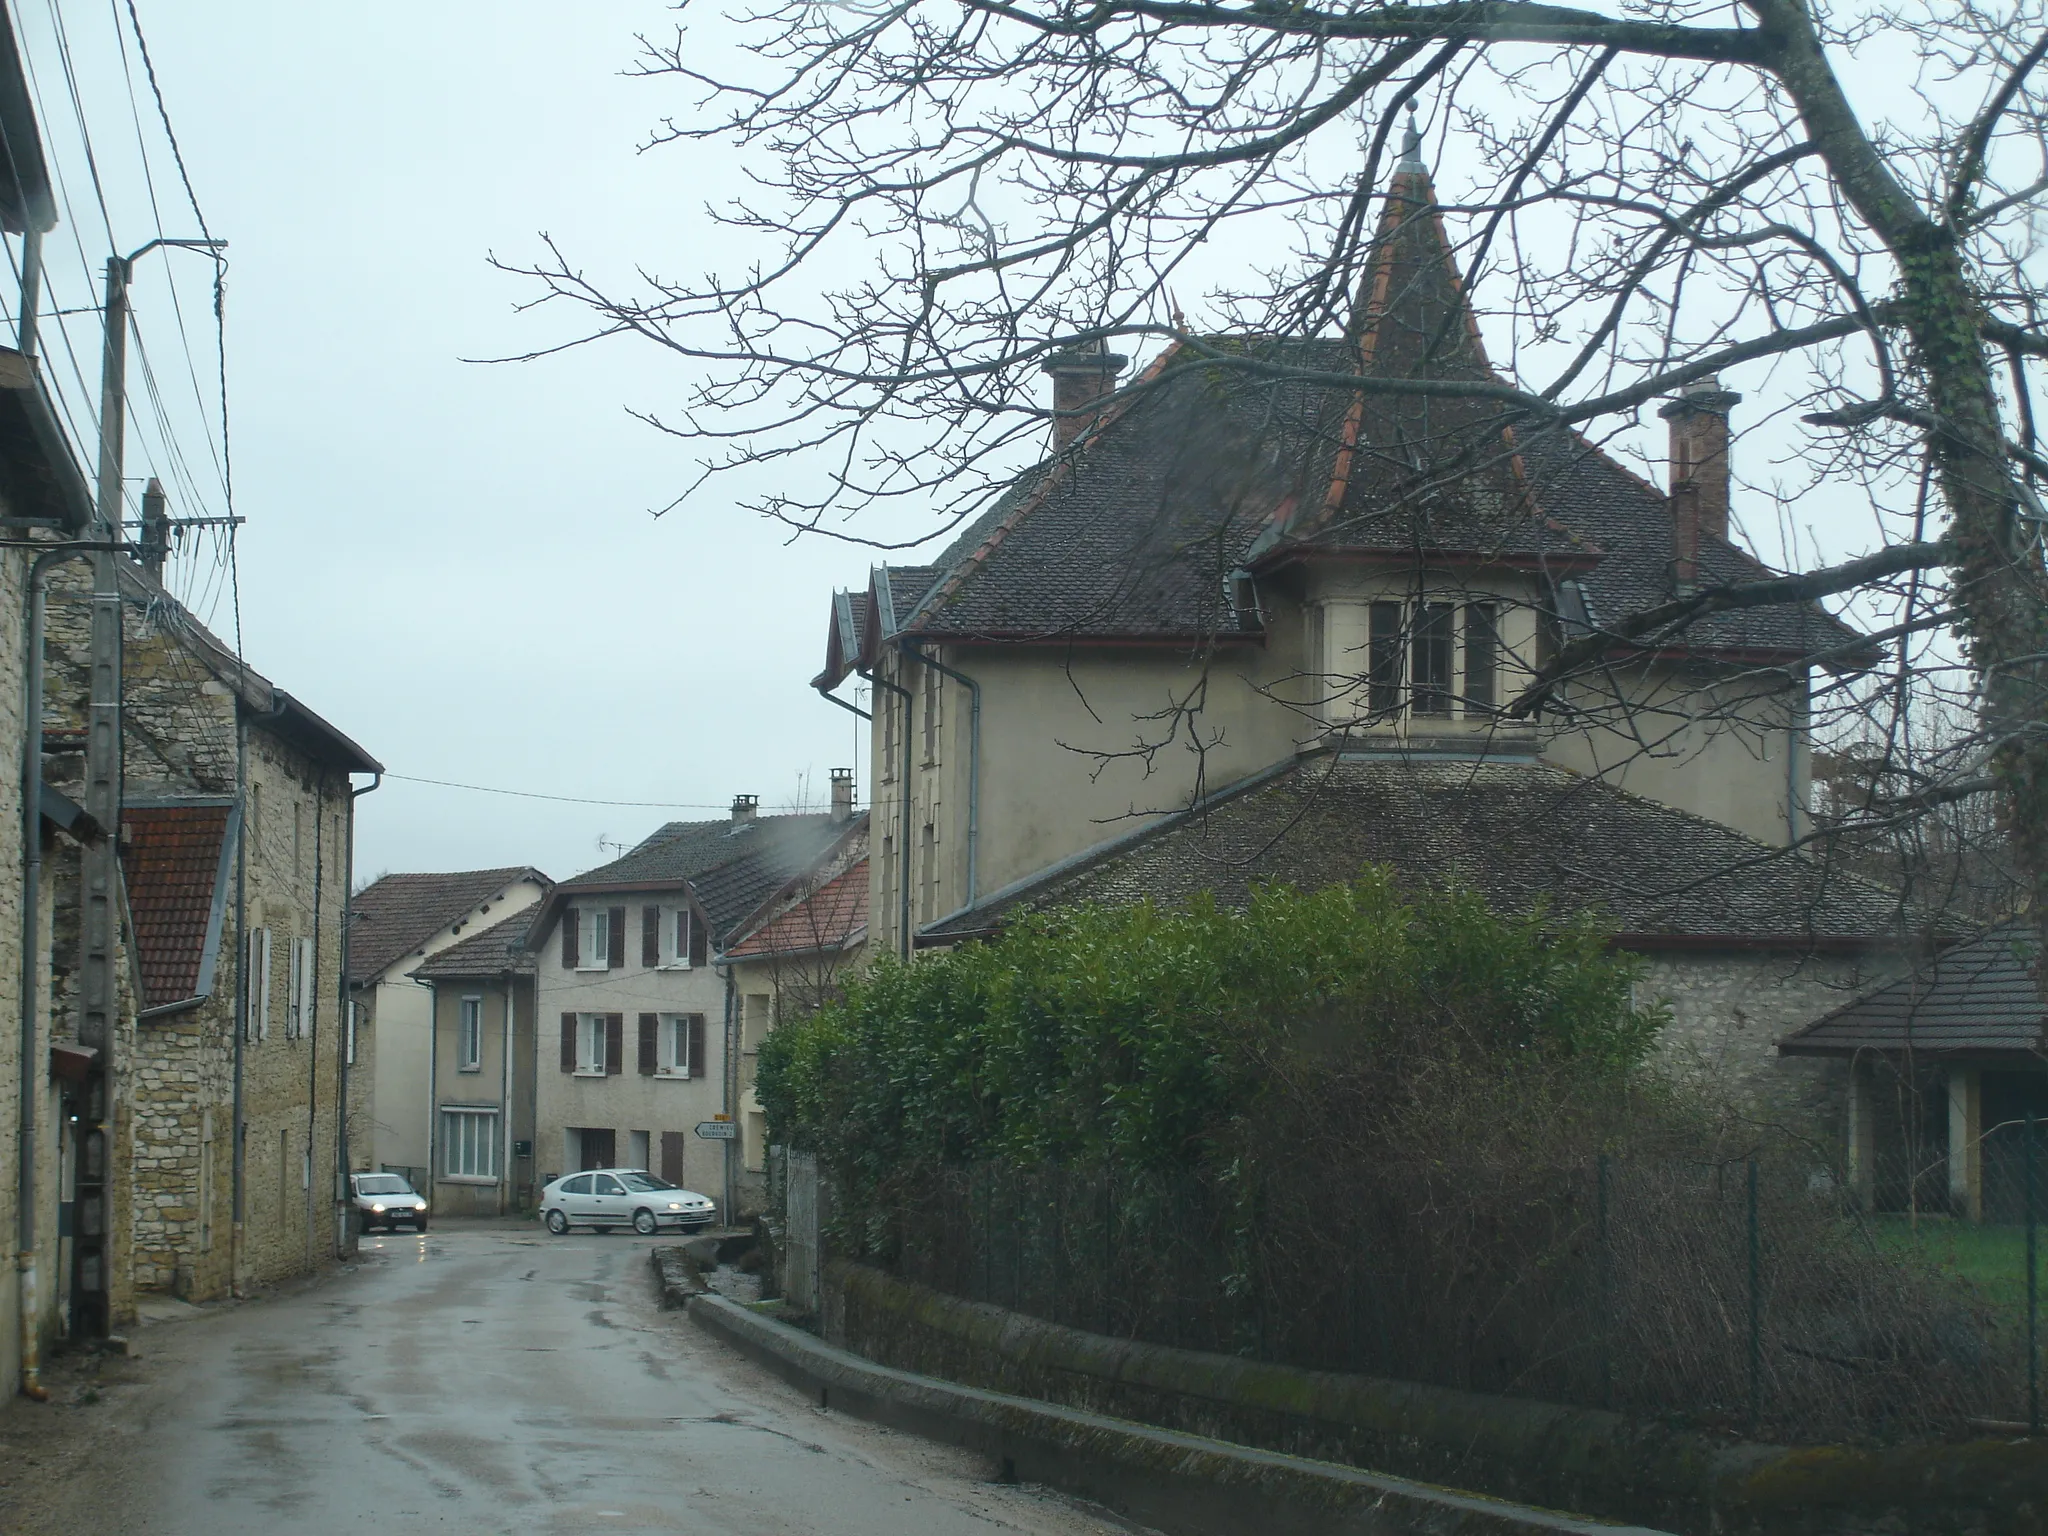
[{"left": 385, "top": 773, "right": 744, "bottom": 812}]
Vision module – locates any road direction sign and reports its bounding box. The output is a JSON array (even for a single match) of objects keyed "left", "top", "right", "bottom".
[{"left": 694, "top": 1120, "right": 738, "bottom": 1140}]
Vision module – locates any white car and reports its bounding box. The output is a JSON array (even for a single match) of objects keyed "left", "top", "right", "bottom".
[
  {"left": 540, "top": 1168, "right": 717, "bottom": 1235},
  {"left": 350, "top": 1172, "right": 428, "bottom": 1233}
]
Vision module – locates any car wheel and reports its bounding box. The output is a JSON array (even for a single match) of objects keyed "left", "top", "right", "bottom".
[
  {"left": 416, "top": 1217, "right": 429, "bottom": 1232},
  {"left": 632, "top": 1208, "right": 657, "bottom": 1236},
  {"left": 356, "top": 1211, "right": 373, "bottom": 1236},
  {"left": 544, "top": 1209, "right": 569, "bottom": 1235}
]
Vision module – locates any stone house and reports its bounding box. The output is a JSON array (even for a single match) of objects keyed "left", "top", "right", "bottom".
[
  {"left": 809, "top": 129, "right": 1912, "bottom": 1115},
  {"left": 408, "top": 908, "right": 543, "bottom": 1217},
  {"left": 345, "top": 866, "right": 548, "bottom": 1185},
  {"left": 34, "top": 549, "right": 380, "bottom": 1311},
  {"left": 528, "top": 786, "right": 860, "bottom": 1218}
]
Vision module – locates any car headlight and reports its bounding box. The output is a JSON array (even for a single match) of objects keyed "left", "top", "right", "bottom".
[
  {"left": 667, "top": 1202, "right": 684, "bottom": 1210},
  {"left": 370, "top": 1203, "right": 385, "bottom": 1213}
]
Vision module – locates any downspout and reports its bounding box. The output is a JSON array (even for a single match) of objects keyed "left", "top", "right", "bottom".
[
  {"left": 857, "top": 663, "right": 914, "bottom": 959},
  {"left": 337, "top": 771, "right": 379, "bottom": 1253},
  {"left": 305, "top": 776, "right": 324, "bottom": 1274},
  {"left": 721, "top": 962, "right": 737, "bottom": 1222},
  {"left": 499, "top": 972, "right": 513, "bottom": 1217},
  {"left": 904, "top": 641, "right": 981, "bottom": 910},
  {"left": 423, "top": 977, "right": 437, "bottom": 1204},
  {"left": 19, "top": 543, "right": 120, "bottom": 1400}
]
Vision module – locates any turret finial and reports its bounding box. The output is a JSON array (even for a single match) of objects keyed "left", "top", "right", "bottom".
[{"left": 1397, "top": 105, "right": 1427, "bottom": 174}]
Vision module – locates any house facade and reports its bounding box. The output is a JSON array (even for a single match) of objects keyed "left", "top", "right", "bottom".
[
  {"left": 410, "top": 909, "right": 541, "bottom": 1217},
  {"left": 346, "top": 867, "right": 548, "bottom": 1186},
  {"left": 807, "top": 131, "right": 1906, "bottom": 1120},
  {"left": 529, "top": 791, "right": 860, "bottom": 1217}
]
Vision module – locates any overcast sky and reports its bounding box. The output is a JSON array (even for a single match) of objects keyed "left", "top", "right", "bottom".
[{"left": 11, "top": 2, "right": 875, "bottom": 886}]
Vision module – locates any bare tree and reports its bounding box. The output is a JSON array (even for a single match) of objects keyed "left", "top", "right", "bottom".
[{"left": 502, "top": 1, "right": 2048, "bottom": 960}]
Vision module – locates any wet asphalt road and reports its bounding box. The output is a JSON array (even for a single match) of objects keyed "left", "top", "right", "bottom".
[{"left": 25, "top": 1226, "right": 1133, "bottom": 1536}]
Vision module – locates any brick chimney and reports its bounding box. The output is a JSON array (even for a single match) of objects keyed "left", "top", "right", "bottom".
[
  {"left": 1658, "top": 376, "right": 1741, "bottom": 595},
  {"left": 829, "top": 767, "right": 854, "bottom": 824},
  {"left": 730, "top": 793, "right": 758, "bottom": 825},
  {"left": 1041, "top": 339, "right": 1127, "bottom": 451}
]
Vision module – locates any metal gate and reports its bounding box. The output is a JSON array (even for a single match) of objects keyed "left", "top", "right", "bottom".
[{"left": 781, "top": 1149, "right": 823, "bottom": 1316}]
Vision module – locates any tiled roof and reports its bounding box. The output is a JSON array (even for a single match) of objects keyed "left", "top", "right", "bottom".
[
  {"left": 854, "top": 157, "right": 1856, "bottom": 664},
  {"left": 923, "top": 752, "right": 1908, "bottom": 947},
  {"left": 122, "top": 804, "right": 235, "bottom": 1009},
  {"left": 411, "top": 908, "right": 535, "bottom": 980},
  {"left": 348, "top": 867, "right": 547, "bottom": 984},
  {"left": 1780, "top": 926, "right": 2045, "bottom": 1056},
  {"left": 553, "top": 814, "right": 854, "bottom": 940},
  {"left": 726, "top": 858, "right": 869, "bottom": 959}
]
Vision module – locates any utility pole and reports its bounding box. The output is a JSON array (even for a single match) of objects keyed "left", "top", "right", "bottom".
[{"left": 70, "top": 238, "right": 224, "bottom": 1335}]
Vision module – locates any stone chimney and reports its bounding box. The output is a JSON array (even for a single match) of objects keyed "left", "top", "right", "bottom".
[
  {"left": 1658, "top": 376, "right": 1742, "bottom": 537},
  {"left": 139, "top": 477, "right": 169, "bottom": 581},
  {"left": 730, "top": 793, "right": 758, "bottom": 825},
  {"left": 829, "top": 767, "right": 854, "bottom": 824},
  {"left": 1041, "top": 339, "right": 1127, "bottom": 451}
]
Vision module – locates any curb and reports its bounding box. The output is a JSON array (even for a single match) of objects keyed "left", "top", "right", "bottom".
[
  {"left": 651, "top": 1247, "right": 707, "bottom": 1309},
  {"left": 687, "top": 1292, "right": 1674, "bottom": 1536}
]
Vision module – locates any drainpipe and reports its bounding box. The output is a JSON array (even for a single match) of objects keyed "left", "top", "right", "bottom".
[
  {"left": 305, "top": 776, "right": 324, "bottom": 1275},
  {"left": 903, "top": 641, "right": 981, "bottom": 910},
  {"left": 337, "top": 771, "right": 378, "bottom": 1253},
  {"left": 857, "top": 664, "right": 915, "bottom": 960},
  {"left": 499, "top": 974, "right": 513, "bottom": 1217},
  {"left": 18, "top": 542, "right": 121, "bottom": 1401},
  {"left": 423, "top": 976, "right": 437, "bottom": 1207},
  {"left": 720, "top": 963, "right": 737, "bottom": 1223}
]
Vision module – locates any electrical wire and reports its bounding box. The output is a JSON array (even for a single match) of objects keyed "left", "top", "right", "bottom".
[{"left": 385, "top": 774, "right": 748, "bottom": 812}]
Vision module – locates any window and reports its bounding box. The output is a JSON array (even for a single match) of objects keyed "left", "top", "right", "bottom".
[
  {"left": 657, "top": 1014, "right": 698, "bottom": 1077},
  {"left": 880, "top": 681, "right": 899, "bottom": 782},
  {"left": 578, "top": 1013, "right": 607, "bottom": 1074},
  {"left": 561, "top": 1174, "right": 592, "bottom": 1196},
  {"left": 593, "top": 1173, "right": 626, "bottom": 1196},
  {"left": 1410, "top": 602, "right": 1454, "bottom": 716},
  {"left": 286, "top": 935, "right": 314, "bottom": 1040},
  {"left": 670, "top": 908, "right": 694, "bottom": 968},
  {"left": 458, "top": 996, "right": 483, "bottom": 1072},
  {"left": 1367, "top": 602, "right": 1403, "bottom": 715},
  {"left": 345, "top": 1001, "right": 359, "bottom": 1065},
  {"left": 245, "top": 927, "right": 272, "bottom": 1041},
  {"left": 919, "top": 821, "right": 937, "bottom": 923},
  {"left": 442, "top": 1108, "right": 499, "bottom": 1180},
  {"left": 580, "top": 908, "right": 610, "bottom": 970},
  {"left": 1464, "top": 603, "right": 1499, "bottom": 711}
]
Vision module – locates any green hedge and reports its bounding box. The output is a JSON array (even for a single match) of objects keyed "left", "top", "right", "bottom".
[{"left": 757, "top": 871, "right": 1663, "bottom": 1199}]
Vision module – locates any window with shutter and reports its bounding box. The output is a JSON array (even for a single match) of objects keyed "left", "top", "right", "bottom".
[
  {"left": 246, "top": 927, "right": 272, "bottom": 1042},
  {"left": 606, "top": 907, "right": 626, "bottom": 969},
  {"left": 604, "top": 1014, "right": 624, "bottom": 1076},
  {"left": 286, "top": 935, "right": 304, "bottom": 1039},
  {"left": 561, "top": 908, "right": 580, "bottom": 969},
  {"left": 560, "top": 1013, "right": 577, "bottom": 1073},
  {"left": 641, "top": 906, "right": 660, "bottom": 968},
  {"left": 686, "top": 1014, "right": 706, "bottom": 1080},
  {"left": 687, "top": 910, "right": 708, "bottom": 968},
  {"left": 637, "top": 1013, "right": 658, "bottom": 1076}
]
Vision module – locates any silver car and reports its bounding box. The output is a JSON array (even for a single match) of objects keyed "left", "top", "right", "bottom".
[
  {"left": 350, "top": 1172, "right": 428, "bottom": 1233},
  {"left": 540, "top": 1168, "right": 716, "bottom": 1235}
]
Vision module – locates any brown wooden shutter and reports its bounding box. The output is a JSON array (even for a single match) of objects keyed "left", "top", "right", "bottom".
[
  {"left": 687, "top": 910, "right": 708, "bottom": 968},
  {"left": 559, "top": 1012, "right": 576, "bottom": 1073},
  {"left": 561, "top": 908, "right": 579, "bottom": 969},
  {"left": 687, "top": 1014, "right": 706, "bottom": 1080},
  {"left": 641, "top": 905, "right": 660, "bottom": 968},
  {"left": 637, "top": 1013, "right": 657, "bottom": 1075},
  {"left": 605, "top": 1013, "right": 624, "bottom": 1076},
  {"left": 659, "top": 1130, "right": 684, "bottom": 1186},
  {"left": 606, "top": 907, "right": 626, "bottom": 969}
]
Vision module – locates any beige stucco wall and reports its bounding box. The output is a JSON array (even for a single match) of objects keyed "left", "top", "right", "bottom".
[
  {"left": 422, "top": 974, "right": 536, "bottom": 1216},
  {"left": 365, "top": 876, "right": 545, "bottom": 1177},
  {"left": 532, "top": 896, "right": 729, "bottom": 1204}
]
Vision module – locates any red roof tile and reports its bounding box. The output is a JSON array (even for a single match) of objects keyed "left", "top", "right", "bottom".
[
  {"left": 122, "top": 805, "right": 233, "bottom": 1009},
  {"left": 726, "top": 859, "right": 868, "bottom": 959}
]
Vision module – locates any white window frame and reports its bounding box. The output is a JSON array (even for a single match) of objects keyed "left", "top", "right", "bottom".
[
  {"left": 246, "top": 926, "right": 272, "bottom": 1041},
  {"left": 577, "top": 1013, "right": 608, "bottom": 1076},
  {"left": 578, "top": 908, "right": 611, "bottom": 972},
  {"left": 665, "top": 906, "right": 694, "bottom": 969},
  {"left": 346, "top": 1001, "right": 359, "bottom": 1065},
  {"left": 458, "top": 995, "right": 483, "bottom": 1072},
  {"left": 440, "top": 1106, "right": 500, "bottom": 1182},
  {"left": 285, "top": 935, "right": 315, "bottom": 1040},
  {"left": 657, "top": 1013, "right": 693, "bottom": 1077}
]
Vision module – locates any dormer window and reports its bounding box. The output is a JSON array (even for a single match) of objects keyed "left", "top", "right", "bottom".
[{"left": 1342, "top": 595, "right": 1505, "bottom": 724}]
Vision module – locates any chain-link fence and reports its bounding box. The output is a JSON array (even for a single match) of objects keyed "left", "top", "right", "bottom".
[{"left": 864, "top": 1135, "right": 2045, "bottom": 1444}]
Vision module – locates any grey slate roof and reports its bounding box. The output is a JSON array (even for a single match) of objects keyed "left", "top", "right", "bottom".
[
  {"left": 349, "top": 867, "right": 547, "bottom": 984},
  {"left": 411, "top": 908, "right": 536, "bottom": 980},
  {"left": 852, "top": 158, "right": 1857, "bottom": 666},
  {"left": 553, "top": 813, "right": 849, "bottom": 940},
  {"left": 922, "top": 753, "right": 1908, "bottom": 948},
  {"left": 1780, "top": 926, "right": 2046, "bottom": 1057}
]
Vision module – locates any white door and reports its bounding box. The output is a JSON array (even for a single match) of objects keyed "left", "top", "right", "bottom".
[{"left": 589, "top": 1172, "right": 628, "bottom": 1226}]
